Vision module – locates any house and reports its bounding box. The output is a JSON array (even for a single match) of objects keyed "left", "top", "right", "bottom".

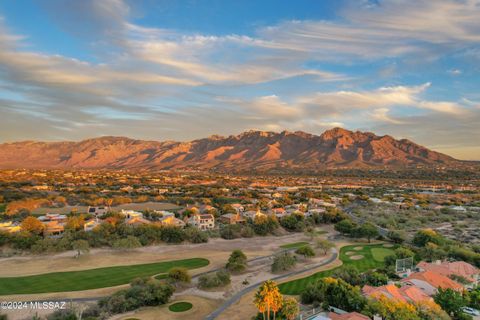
[
  {"left": 87, "top": 206, "right": 109, "bottom": 217},
  {"left": 120, "top": 210, "right": 143, "bottom": 219},
  {"left": 230, "top": 203, "right": 244, "bottom": 213},
  {"left": 199, "top": 205, "right": 217, "bottom": 214},
  {"left": 159, "top": 215, "right": 185, "bottom": 227},
  {"left": 309, "top": 198, "right": 336, "bottom": 208},
  {"left": 0, "top": 221, "right": 21, "bottom": 233},
  {"left": 401, "top": 271, "right": 464, "bottom": 295},
  {"left": 126, "top": 216, "right": 151, "bottom": 227},
  {"left": 38, "top": 213, "right": 67, "bottom": 223},
  {"left": 188, "top": 213, "right": 215, "bottom": 230},
  {"left": 269, "top": 208, "right": 288, "bottom": 219},
  {"left": 416, "top": 260, "right": 479, "bottom": 287},
  {"left": 362, "top": 283, "right": 431, "bottom": 304},
  {"left": 243, "top": 210, "right": 267, "bottom": 220},
  {"left": 219, "top": 212, "right": 246, "bottom": 225},
  {"left": 83, "top": 219, "right": 100, "bottom": 232},
  {"left": 43, "top": 221, "right": 65, "bottom": 237},
  {"left": 450, "top": 206, "right": 467, "bottom": 212},
  {"left": 154, "top": 210, "right": 175, "bottom": 218}
]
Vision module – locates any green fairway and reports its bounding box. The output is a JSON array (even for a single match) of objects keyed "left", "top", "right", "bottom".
[
  {"left": 278, "top": 243, "right": 395, "bottom": 295},
  {"left": 371, "top": 247, "right": 395, "bottom": 262},
  {"left": 169, "top": 301, "right": 193, "bottom": 312},
  {"left": 0, "top": 258, "right": 209, "bottom": 295},
  {"left": 280, "top": 241, "right": 309, "bottom": 249}
]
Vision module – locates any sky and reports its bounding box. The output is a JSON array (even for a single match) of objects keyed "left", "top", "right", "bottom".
[{"left": 0, "top": 0, "right": 479, "bottom": 160}]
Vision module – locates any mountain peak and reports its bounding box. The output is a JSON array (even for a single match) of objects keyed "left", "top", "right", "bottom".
[
  {"left": 321, "top": 127, "right": 354, "bottom": 139},
  {"left": 0, "top": 128, "right": 461, "bottom": 170}
]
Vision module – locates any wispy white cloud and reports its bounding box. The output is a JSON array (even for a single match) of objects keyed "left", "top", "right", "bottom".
[{"left": 1, "top": 0, "right": 480, "bottom": 159}]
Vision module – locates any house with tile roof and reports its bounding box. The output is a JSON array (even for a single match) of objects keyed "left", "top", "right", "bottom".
[
  {"left": 362, "top": 283, "right": 431, "bottom": 304},
  {"left": 401, "top": 270, "right": 464, "bottom": 296},
  {"left": 417, "top": 260, "right": 479, "bottom": 287},
  {"left": 187, "top": 213, "right": 215, "bottom": 230}
]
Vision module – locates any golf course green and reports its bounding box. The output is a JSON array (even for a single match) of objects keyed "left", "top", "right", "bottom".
[
  {"left": 0, "top": 258, "right": 209, "bottom": 295},
  {"left": 168, "top": 301, "right": 193, "bottom": 312},
  {"left": 278, "top": 243, "right": 395, "bottom": 295}
]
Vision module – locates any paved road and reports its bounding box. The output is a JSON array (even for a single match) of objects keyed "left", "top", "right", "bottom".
[{"left": 204, "top": 249, "right": 338, "bottom": 320}]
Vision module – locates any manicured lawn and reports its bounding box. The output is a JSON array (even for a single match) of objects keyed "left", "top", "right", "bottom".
[
  {"left": 280, "top": 242, "right": 309, "bottom": 249},
  {"left": 154, "top": 273, "right": 168, "bottom": 280},
  {"left": 168, "top": 301, "right": 193, "bottom": 312},
  {"left": 278, "top": 243, "right": 395, "bottom": 295},
  {"left": 0, "top": 258, "right": 209, "bottom": 295},
  {"left": 371, "top": 247, "right": 395, "bottom": 262}
]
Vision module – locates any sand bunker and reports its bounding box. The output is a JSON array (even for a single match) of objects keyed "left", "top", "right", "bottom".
[
  {"left": 345, "top": 251, "right": 355, "bottom": 256},
  {"left": 383, "top": 244, "right": 394, "bottom": 248},
  {"left": 353, "top": 246, "right": 364, "bottom": 251},
  {"left": 350, "top": 255, "right": 364, "bottom": 260}
]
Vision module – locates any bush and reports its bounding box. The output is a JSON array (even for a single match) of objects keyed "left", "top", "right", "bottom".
[
  {"left": 96, "top": 278, "right": 174, "bottom": 316},
  {"left": 160, "top": 226, "right": 186, "bottom": 244},
  {"left": 241, "top": 225, "right": 255, "bottom": 238},
  {"left": 184, "top": 227, "right": 208, "bottom": 243},
  {"left": 112, "top": 236, "right": 141, "bottom": 250},
  {"left": 198, "top": 270, "right": 231, "bottom": 289},
  {"left": 295, "top": 245, "right": 315, "bottom": 258},
  {"left": 220, "top": 224, "right": 242, "bottom": 240},
  {"left": 280, "top": 214, "right": 306, "bottom": 232},
  {"left": 226, "top": 249, "right": 247, "bottom": 273},
  {"left": 167, "top": 267, "right": 191, "bottom": 284},
  {"left": 272, "top": 253, "right": 296, "bottom": 273},
  {"left": 332, "top": 265, "right": 362, "bottom": 286},
  {"left": 301, "top": 277, "right": 366, "bottom": 311}
]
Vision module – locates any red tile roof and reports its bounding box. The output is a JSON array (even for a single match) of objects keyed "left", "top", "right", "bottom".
[{"left": 405, "top": 271, "right": 464, "bottom": 291}]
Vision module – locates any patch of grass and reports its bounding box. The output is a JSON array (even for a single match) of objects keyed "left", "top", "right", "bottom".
[
  {"left": 0, "top": 203, "right": 5, "bottom": 213},
  {"left": 279, "top": 243, "right": 395, "bottom": 295},
  {"left": 371, "top": 247, "right": 394, "bottom": 262},
  {"left": 168, "top": 302, "right": 193, "bottom": 312},
  {"left": 154, "top": 273, "right": 168, "bottom": 280},
  {"left": 0, "top": 258, "right": 209, "bottom": 295},
  {"left": 280, "top": 241, "right": 309, "bottom": 249}
]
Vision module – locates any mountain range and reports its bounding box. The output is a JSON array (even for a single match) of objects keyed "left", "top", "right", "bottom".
[{"left": 0, "top": 128, "right": 463, "bottom": 171}]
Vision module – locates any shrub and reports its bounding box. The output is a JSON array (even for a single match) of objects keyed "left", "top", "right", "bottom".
[
  {"left": 167, "top": 267, "right": 191, "bottom": 284},
  {"left": 96, "top": 278, "right": 174, "bottom": 316},
  {"left": 301, "top": 277, "right": 366, "bottom": 311},
  {"left": 226, "top": 249, "right": 247, "bottom": 273},
  {"left": 184, "top": 227, "right": 208, "bottom": 243},
  {"left": 198, "top": 270, "right": 231, "bottom": 289},
  {"left": 220, "top": 224, "right": 242, "bottom": 239},
  {"left": 112, "top": 236, "right": 141, "bottom": 250},
  {"left": 272, "top": 253, "right": 296, "bottom": 273},
  {"left": 160, "top": 226, "right": 186, "bottom": 243},
  {"left": 295, "top": 245, "right": 315, "bottom": 258}
]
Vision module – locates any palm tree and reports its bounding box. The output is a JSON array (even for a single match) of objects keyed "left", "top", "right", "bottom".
[
  {"left": 255, "top": 280, "right": 283, "bottom": 320},
  {"left": 254, "top": 291, "right": 267, "bottom": 320}
]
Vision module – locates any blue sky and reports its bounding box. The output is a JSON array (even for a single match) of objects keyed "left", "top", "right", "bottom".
[{"left": 0, "top": 0, "right": 479, "bottom": 159}]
